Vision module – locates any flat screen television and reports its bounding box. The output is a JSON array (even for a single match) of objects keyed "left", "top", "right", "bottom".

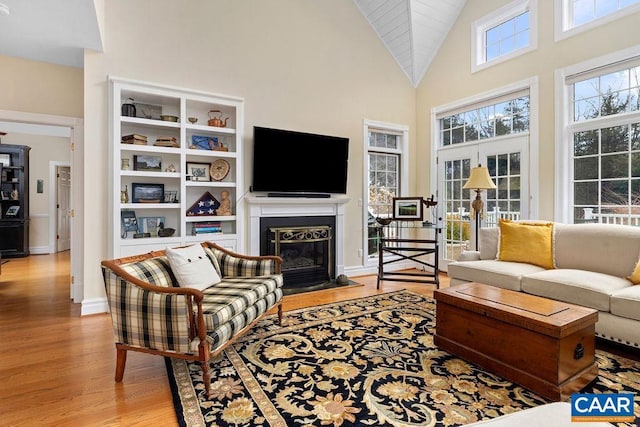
[{"left": 251, "top": 126, "right": 349, "bottom": 197}]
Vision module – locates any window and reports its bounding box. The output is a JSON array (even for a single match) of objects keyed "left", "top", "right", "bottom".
[
  {"left": 558, "top": 51, "right": 640, "bottom": 225},
  {"left": 364, "top": 121, "right": 408, "bottom": 260},
  {"left": 434, "top": 78, "right": 537, "bottom": 269},
  {"left": 440, "top": 95, "right": 530, "bottom": 146},
  {"left": 472, "top": 0, "right": 537, "bottom": 73},
  {"left": 556, "top": 0, "right": 640, "bottom": 40}
]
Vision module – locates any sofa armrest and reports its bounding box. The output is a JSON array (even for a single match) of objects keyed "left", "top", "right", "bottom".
[
  {"left": 101, "top": 264, "right": 208, "bottom": 354},
  {"left": 203, "top": 241, "right": 282, "bottom": 277},
  {"left": 457, "top": 250, "right": 481, "bottom": 261}
]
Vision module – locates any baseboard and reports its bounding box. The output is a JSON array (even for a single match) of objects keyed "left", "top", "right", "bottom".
[
  {"left": 81, "top": 297, "right": 109, "bottom": 315},
  {"left": 29, "top": 246, "right": 50, "bottom": 255}
]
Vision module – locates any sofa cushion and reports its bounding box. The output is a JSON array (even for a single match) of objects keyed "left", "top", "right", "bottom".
[
  {"left": 119, "top": 256, "right": 177, "bottom": 287},
  {"left": 200, "top": 274, "right": 283, "bottom": 330},
  {"left": 198, "top": 289, "right": 283, "bottom": 353},
  {"left": 166, "top": 244, "right": 221, "bottom": 291},
  {"left": 447, "top": 259, "right": 545, "bottom": 291},
  {"left": 498, "top": 220, "right": 555, "bottom": 269},
  {"left": 610, "top": 285, "right": 640, "bottom": 321},
  {"left": 554, "top": 223, "right": 640, "bottom": 278},
  {"left": 521, "top": 269, "right": 631, "bottom": 312},
  {"left": 479, "top": 227, "right": 499, "bottom": 260}
]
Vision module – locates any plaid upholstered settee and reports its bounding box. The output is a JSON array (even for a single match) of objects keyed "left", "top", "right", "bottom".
[{"left": 101, "top": 241, "right": 283, "bottom": 398}]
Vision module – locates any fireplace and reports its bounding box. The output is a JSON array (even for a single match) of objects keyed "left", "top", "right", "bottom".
[
  {"left": 246, "top": 195, "right": 349, "bottom": 292},
  {"left": 260, "top": 216, "right": 335, "bottom": 289}
]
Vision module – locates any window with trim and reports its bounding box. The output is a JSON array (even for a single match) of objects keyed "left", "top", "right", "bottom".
[
  {"left": 564, "top": 57, "right": 640, "bottom": 225},
  {"left": 440, "top": 95, "right": 530, "bottom": 146},
  {"left": 366, "top": 123, "right": 406, "bottom": 259},
  {"left": 472, "top": 0, "right": 537, "bottom": 73},
  {"left": 556, "top": 0, "right": 640, "bottom": 39}
]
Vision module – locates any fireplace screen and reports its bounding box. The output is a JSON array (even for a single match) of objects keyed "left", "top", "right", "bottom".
[{"left": 268, "top": 225, "right": 332, "bottom": 288}]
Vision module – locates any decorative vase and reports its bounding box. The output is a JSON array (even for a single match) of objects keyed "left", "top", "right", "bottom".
[{"left": 121, "top": 158, "right": 130, "bottom": 170}]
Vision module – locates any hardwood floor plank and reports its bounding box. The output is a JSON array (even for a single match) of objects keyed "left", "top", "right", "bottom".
[{"left": 0, "top": 252, "right": 441, "bottom": 425}]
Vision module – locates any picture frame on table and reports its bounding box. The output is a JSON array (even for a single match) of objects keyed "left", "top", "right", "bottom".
[
  {"left": 392, "top": 197, "right": 423, "bottom": 221},
  {"left": 186, "top": 162, "right": 210, "bottom": 182},
  {"left": 131, "top": 183, "right": 164, "bottom": 203}
]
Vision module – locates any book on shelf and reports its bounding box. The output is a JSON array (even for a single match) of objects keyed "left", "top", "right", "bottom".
[
  {"left": 192, "top": 222, "right": 222, "bottom": 235},
  {"left": 192, "top": 229, "right": 223, "bottom": 235},
  {"left": 153, "top": 136, "right": 179, "bottom": 147},
  {"left": 193, "top": 221, "right": 221, "bottom": 228},
  {"left": 121, "top": 134, "right": 148, "bottom": 145}
]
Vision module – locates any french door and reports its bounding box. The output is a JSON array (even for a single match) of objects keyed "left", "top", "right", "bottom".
[{"left": 437, "top": 135, "right": 529, "bottom": 270}]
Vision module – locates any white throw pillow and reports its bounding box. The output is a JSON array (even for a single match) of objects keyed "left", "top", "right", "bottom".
[{"left": 166, "top": 244, "right": 221, "bottom": 291}]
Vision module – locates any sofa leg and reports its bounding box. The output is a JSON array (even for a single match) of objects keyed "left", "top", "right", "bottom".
[
  {"left": 202, "top": 361, "right": 212, "bottom": 398},
  {"left": 277, "top": 302, "right": 283, "bottom": 325},
  {"left": 115, "top": 346, "right": 127, "bottom": 382}
]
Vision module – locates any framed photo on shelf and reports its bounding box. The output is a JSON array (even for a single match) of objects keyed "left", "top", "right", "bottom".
[
  {"left": 163, "top": 190, "right": 178, "bottom": 203},
  {"left": 190, "top": 135, "right": 220, "bottom": 151},
  {"left": 392, "top": 197, "right": 423, "bottom": 221},
  {"left": 133, "top": 155, "right": 162, "bottom": 171},
  {"left": 186, "top": 162, "right": 210, "bottom": 182},
  {"left": 131, "top": 183, "right": 164, "bottom": 203},
  {"left": 138, "top": 216, "right": 165, "bottom": 237},
  {"left": 120, "top": 210, "right": 138, "bottom": 236}
]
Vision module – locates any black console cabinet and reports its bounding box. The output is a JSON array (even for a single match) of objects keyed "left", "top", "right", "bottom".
[{"left": 0, "top": 144, "right": 30, "bottom": 257}]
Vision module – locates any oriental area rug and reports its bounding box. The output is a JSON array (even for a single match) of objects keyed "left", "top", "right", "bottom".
[{"left": 166, "top": 290, "right": 640, "bottom": 426}]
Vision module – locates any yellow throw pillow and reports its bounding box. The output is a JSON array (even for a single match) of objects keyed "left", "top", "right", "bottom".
[
  {"left": 628, "top": 259, "right": 640, "bottom": 284},
  {"left": 498, "top": 219, "right": 555, "bottom": 269}
]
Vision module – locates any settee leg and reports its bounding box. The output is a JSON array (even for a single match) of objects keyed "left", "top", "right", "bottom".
[
  {"left": 115, "top": 346, "right": 127, "bottom": 382},
  {"left": 202, "top": 361, "right": 212, "bottom": 398},
  {"left": 277, "top": 302, "right": 283, "bottom": 325}
]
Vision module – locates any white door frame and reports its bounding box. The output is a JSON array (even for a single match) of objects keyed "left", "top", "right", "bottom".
[
  {"left": 0, "top": 109, "right": 84, "bottom": 303},
  {"left": 430, "top": 78, "right": 539, "bottom": 271},
  {"left": 49, "top": 161, "right": 71, "bottom": 253}
]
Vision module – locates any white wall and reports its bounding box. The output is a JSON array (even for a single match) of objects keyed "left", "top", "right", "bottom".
[{"left": 83, "top": 0, "right": 417, "bottom": 304}]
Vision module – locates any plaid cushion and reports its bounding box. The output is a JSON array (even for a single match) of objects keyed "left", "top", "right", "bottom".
[
  {"left": 118, "top": 257, "right": 177, "bottom": 287},
  {"left": 203, "top": 246, "right": 222, "bottom": 277},
  {"left": 201, "top": 289, "right": 283, "bottom": 353},
  {"left": 210, "top": 247, "right": 278, "bottom": 277},
  {"left": 200, "top": 275, "right": 283, "bottom": 331},
  {"left": 102, "top": 267, "right": 192, "bottom": 354}
]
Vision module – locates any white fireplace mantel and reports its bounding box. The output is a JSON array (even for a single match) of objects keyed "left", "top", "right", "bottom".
[{"left": 246, "top": 196, "right": 350, "bottom": 275}]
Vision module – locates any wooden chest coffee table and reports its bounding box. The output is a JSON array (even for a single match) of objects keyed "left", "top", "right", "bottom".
[{"left": 434, "top": 282, "right": 598, "bottom": 401}]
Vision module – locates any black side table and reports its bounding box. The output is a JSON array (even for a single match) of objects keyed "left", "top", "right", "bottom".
[{"left": 376, "top": 222, "right": 441, "bottom": 289}]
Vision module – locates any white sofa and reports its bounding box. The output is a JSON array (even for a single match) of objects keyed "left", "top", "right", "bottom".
[{"left": 448, "top": 223, "right": 640, "bottom": 348}]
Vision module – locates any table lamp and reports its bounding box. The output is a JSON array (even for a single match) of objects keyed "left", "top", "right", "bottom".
[{"left": 462, "top": 164, "right": 496, "bottom": 251}]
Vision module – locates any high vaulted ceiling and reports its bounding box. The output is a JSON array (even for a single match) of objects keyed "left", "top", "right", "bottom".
[
  {"left": 354, "top": 0, "right": 467, "bottom": 87},
  {"left": 0, "top": 0, "right": 465, "bottom": 86}
]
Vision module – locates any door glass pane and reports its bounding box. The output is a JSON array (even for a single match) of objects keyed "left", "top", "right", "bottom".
[
  {"left": 485, "top": 151, "right": 522, "bottom": 227},
  {"left": 443, "top": 159, "right": 471, "bottom": 261}
]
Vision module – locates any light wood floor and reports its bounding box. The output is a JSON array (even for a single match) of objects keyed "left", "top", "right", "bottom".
[{"left": 0, "top": 252, "right": 447, "bottom": 426}]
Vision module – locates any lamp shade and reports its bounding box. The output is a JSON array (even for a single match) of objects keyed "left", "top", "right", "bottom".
[{"left": 463, "top": 165, "right": 496, "bottom": 190}]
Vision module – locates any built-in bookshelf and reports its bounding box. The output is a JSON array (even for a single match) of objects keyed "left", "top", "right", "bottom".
[
  {"left": 109, "top": 77, "right": 244, "bottom": 258},
  {"left": 0, "top": 144, "right": 30, "bottom": 257}
]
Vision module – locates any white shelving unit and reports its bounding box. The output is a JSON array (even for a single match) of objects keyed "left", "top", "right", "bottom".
[{"left": 109, "top": 77, "right": 244, "bottom": 258}]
